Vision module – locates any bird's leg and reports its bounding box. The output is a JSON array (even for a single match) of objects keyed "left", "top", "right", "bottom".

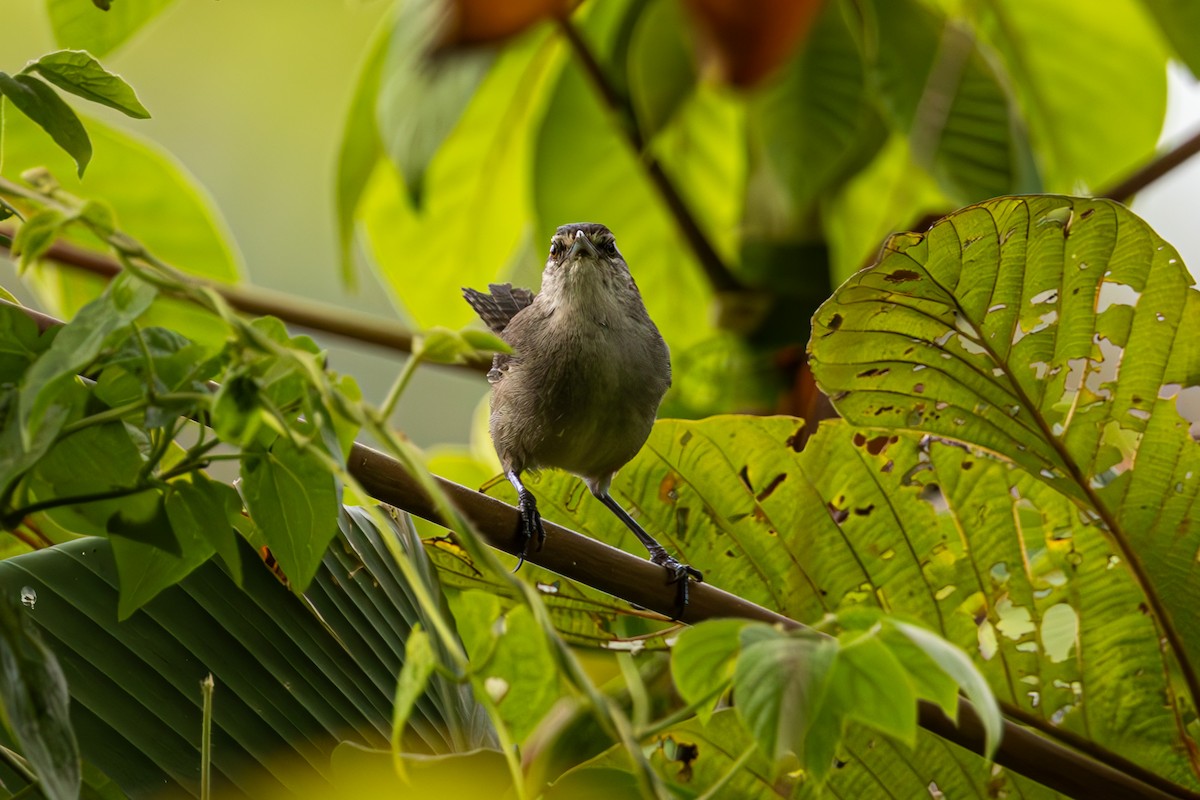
[
  {"left": 505, "top": 470, "right": 545, "bottom": 571},
  {"left": 594, "top": 491, "right": 703, "bottom": 616}
]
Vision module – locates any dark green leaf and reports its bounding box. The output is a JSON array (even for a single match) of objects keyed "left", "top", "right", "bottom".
[
  {"left": 10, "top": 208, "right": 70, "bottom": 271},
  {"left": 165, "top": 473, "right": 243, "bottom": 585},
  {"left": 26, "top": 50, "right": 150, "bottom": 119},
  {"left": 867, "top": 0, "right": 1039, "bottom": 200},
  {"left": 1141, "top": 0, "right": 1200, "bottom": 77},
  {"left": 210, "top": 372, "right": 262, "bottom": 446},
  {"left": 0, "top": 508, "right": 490, "bottom": 797},
  {"left": 377, "top": 0, "right": 493, "bottom": 204},
  {"left": 46, "top": 0, "right": 178, "bottom": 59},
  {"left": 748, "top": 0, "right": 886, "bottom": 217},
  {"left": 733, "top": 626, "right": 837, "bottom": 765},
  {"left": 0, "top": 598, "right": 80, "bottom": 800},
  {"left": 669, "top": 618, "right": 744, "bottom": 723},
  {"left": 0, "top": 72, "right": 92, "bottom": 176},
  {"left": 0, "top": 302, "right": 51, "bottom": 384},
  {"left": 240, "top": 436, "right": 339, "bottom": 592},
  {"left": 627, "top": 0, "right": 695, "bottom": 139},
  {"left": 106, "top": 491, "right": 180, "bottom": 555},
  {"left": 19, "top": 272, "right": 156, "bottom": 442}
]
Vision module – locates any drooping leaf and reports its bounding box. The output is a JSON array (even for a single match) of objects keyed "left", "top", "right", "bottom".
[
  {"left": 747, "top": 0, "right": 887, "bottom": 222},
  {"left": 733, "top": 625, "right": 836, "bottom": 765},
  {"left": 0, "top": 72, "right": 92, "bottom": 176},
  {"left": 25, "top": 50, "right": 150, "bottom": 119},
  {"left": 392, "top": 623, "right": 436, "bottom": 775},
  {"left": 0, "top": 598, "right": 80, "bottom": 800},
  {"left": 627, "top": 0, "right": 696, "bottom": 140},
  {"left": 240, "top": 436, "right": 339, "bottom": 594},
  {"left": 377, "top": 0, "right": 494, "bottom": 205},
  {"left": 44, "top": 0, "right": 179, "bottom": 59},
  {"left": 360, "top": 28, "right": 558, "bottom": 330}
]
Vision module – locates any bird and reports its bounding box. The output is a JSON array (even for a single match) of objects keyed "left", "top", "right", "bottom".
[{"left": 463, "top": 222, "right": 703, "bottom": 611}]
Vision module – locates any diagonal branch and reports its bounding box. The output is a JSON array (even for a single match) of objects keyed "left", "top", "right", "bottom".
[
  {"left": 1100, "top": 125, "right": 1200, "bottom": 204},
  {"left": 0, "top": 227, "right": 490, "bottom": 374},
  {"left": 554, "top": 16, "right": 745, "bottom": 294},
  {"left": 4, "top": 302, "right": 1196, "bottom": 800}
]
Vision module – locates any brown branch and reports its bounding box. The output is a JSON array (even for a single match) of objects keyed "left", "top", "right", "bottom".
[
  {"left": 6, "top": 300, "right": 1198, "bottom": 800},
  {"left": 0, "top": 228, "right": 491, "bottom": 374},
  {"left": 554, "top": 16, "right": 745, "bottom": 295},
  {"left": 1100, "top": 125, "right": 1200, "bottom": 204}
]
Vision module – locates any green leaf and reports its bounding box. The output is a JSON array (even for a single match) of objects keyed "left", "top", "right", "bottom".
[
  {"left": 165, "top": 473, "right": 243, "bottom": 584},
  {"left": 867, "top": 0, "right": 1039, "bottom": 201},
  {"left": 1141, "top": 0, "right": 1200, "bottom": 77},
  {"left": 19, "top": 272, "right": 157, "bottom": 443},
  {"left": 391, "top": 623, "right": 436, "bottom": 773},
  {"left": 0, "top": 302, "right": 51, "bottom": 384},
  {"left": 974, "top": 0, "right": 1168, "bottom": 191},
  {"left": 826, "top": 631, "right": 917, "bottom": 747},
  {"left": 448, "top": 591, "right": 559, "bottom": 740},
  {"left": 377, "top": 0, "right": 493, "bottom": 204},
  {"left": 0, "top": 599, "right": 80, "bottom": 800},
  {"left": 748, "top": 0, "right": 886, "bottom": 219},
  {"left": 809, "top": 196, "right": 1200, "bottom": 780},
  {"left": 0, "top": 73, "right": 91, "bottom": 176},
  {"left": 627, "top": 0, "right": 695, "bottom": 140},
  {"left": 10, "top": 209, "right": 70, "bottom": 271},
  {"left": 25, "top": 50, "right": 150, "bottom": 119},
  {"left": 890, "top": 620, "right": 1001, "bottom": 759},
  {"left": 240, "top": 436, "right": 339, "bottom": 592},
  {"left": 360, "top": 29, "right": 558, "bottom": 331},
  {"left": 733, "top": 625, "right": 837, "bottom": 765},
  {"left": 669, "top": 617, "right": 744, "bottom": 723},
  {"left": 0, "top": 508, "right": 490, "bottom": 797},
  {"left": 45, "top": 0, "right": 178, "bottom": 59}
]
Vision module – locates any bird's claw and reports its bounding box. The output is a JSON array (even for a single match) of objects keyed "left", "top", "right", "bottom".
[
  {"left": 651, "top": 553, "right": 703, "bottom": 619},
  {"left": 513, "top": 489, "right": 546, "bottom": 572}
]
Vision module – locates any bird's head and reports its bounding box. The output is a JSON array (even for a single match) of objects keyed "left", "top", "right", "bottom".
[{"left": 542, "top": 223, "right": 631, "bottom": 296}]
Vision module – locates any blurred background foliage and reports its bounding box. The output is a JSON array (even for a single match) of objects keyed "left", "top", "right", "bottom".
[{"left": 1, "top": 0, "right": 1194, "bottom": 461}]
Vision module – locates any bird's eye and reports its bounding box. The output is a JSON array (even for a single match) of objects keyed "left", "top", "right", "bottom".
[
  {"left": 549, "top": 242, "right": 561, "bottom": 259},
  {"left": 602, "top": 240, "right": 617, "bottom": 256}
]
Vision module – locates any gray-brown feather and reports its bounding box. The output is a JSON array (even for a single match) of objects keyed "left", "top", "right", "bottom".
[{"left": 461, "top": 283, "right": 536, "bottom": 335}]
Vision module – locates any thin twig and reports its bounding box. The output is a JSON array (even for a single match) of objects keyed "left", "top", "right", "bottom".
[
  {"left": 1100, "top": 125, "right": 1200, "bottom": 203},
  {"left": 7, "top": 299, "right": 1199, "bottom": 800},
  {"left": 554, "top": 16, "right": 745, "bottom": 294},
  {"left": 0, "top": 227, "right": 490, "bottom": 374}
]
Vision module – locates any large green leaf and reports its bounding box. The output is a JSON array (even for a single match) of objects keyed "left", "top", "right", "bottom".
[
  {"left": 0, "top": 506, "right": 491, "bottom": 798},
  {"left": 810, "top": 195, "right": 1200, "bottom": 787},
  {"left": 1140, "top": 0, "right": 1200, "bottom": 77},
  {"left": 475, "top": 408, "right": 1199, "bottom": 790},
  {"left": 360, "top": 27, "right": 560, "bottom": 331},
  {"left": 972, "top": 0, "right": 1169, "bottom": 192},
  {"left": 867, "top": 0, "right": 1040, "bottom": 202}
]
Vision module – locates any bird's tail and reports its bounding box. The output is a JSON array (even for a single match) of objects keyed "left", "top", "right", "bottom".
[{"left": 462, "top": 283, "right": 535, "bottom": 334}]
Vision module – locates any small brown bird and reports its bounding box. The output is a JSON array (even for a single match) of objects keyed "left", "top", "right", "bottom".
[{"left": 463, "top": 223, "right": 702, "bottom": 609}]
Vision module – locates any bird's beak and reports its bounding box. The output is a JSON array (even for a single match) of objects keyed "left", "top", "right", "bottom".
[{"left": 567, "top": 229, "right": 599, "bottom": 259}]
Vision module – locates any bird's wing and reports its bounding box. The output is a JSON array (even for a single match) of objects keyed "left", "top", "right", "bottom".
[{"left": 462, "top": 283, "right": 536, "bottom": 334}]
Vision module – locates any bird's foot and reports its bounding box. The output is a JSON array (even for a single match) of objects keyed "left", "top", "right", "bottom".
[
  {"left": 512, "top": 488, "right": 546, "bottom": 572},
  {"left": 650, "top": 551, "right": 704, "bottom": 619}
]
